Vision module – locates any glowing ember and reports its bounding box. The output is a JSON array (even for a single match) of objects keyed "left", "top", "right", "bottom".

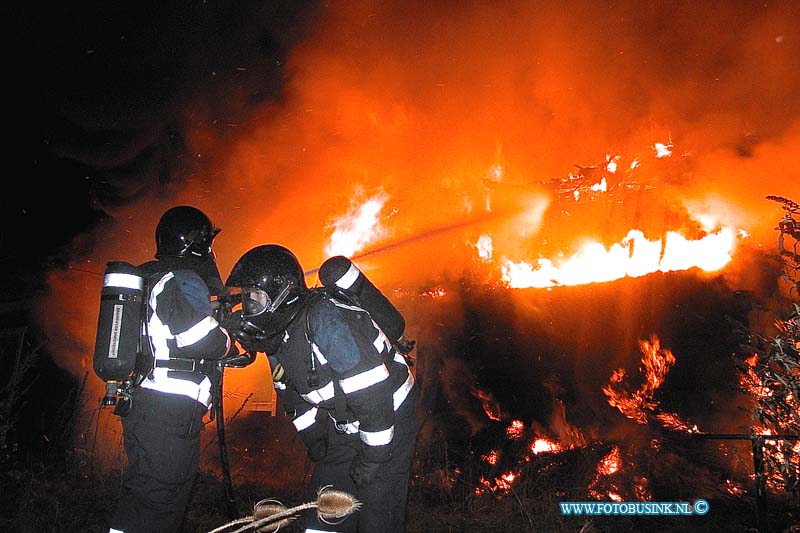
[
  {"left": 655, "top": 412, "right": 700, "bottom": 433},
  {"left": 501, "top": 227, "right": 737, "bottom": 288},
  {"left": 726, "top": 479, "right": 746, "bottom": 496},
  {"left": 739, "top": 360, "right": 800, "bottom": 490},
  {"left": 472, "top": 386, "right": 503, "bottom": 421},
  {"left": 604, "top": 154, "right": 619, "bottom": 174},
  {"left": 418, "top": 287, "right": 447, "bottom": 299},
  {"left": 530, "top": 437, "right": 561, "bottom": 455},
  {"left": 476, "top": 470, "right": 520, "bottom": 495},
  {"left": 603, "top": 335, "right": 676, "bottom": 425},
  {"left": 325, "top": 189, "right": 389, "bottom": 257},
  {"left": 484, "top": 164, "right": 504, "bottom": 184},
  {"left": 588, "top": 445, "right": 626, "bottom": 502},
  {"left": 498, "top": 471, "right": 517, "bottom": 487},
  {"left": 632, "top": 476, "right": 652, "bottom": 501},
  {"left": 597, "top": 446, "right": 621, "bottom": 476},
  {"left": 591, "top": 176, "right": 608, "bottom": 192},
  {"left": 481, "top": 450, "right": 499, "bottom": 466},
  {"left": 506, "top": 420, "right": 525, "bottom": 439}
]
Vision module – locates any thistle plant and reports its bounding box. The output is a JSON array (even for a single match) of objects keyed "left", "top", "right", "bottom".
[{"left": 207, "top": 485, "right": 361, "bottom": 533}]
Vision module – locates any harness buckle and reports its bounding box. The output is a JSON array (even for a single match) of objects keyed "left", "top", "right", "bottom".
[{"left": 329, "top": 413, "right": 359, "bottom": 435}]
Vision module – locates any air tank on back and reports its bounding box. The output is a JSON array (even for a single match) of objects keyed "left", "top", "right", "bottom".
[
  {"left": 93, "top": 261, "right": 145, "bottom": 383},
  {"left": 318, "top": 255, "right": 406, "bottom": 345}
]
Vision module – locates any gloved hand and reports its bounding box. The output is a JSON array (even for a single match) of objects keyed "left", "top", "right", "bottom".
[
  {"left": 307, "top": 439, "right": 328, "bottom": 462},
  {"left": 349, "top": 455, "right": 381, "bottom": 488},
  {"left": 220, "top": 351, "right": 257, "bottom": 368},
  {"left": 394, "top": 336, "right": 416, "bottom": 355},
  {"left": 230, "top": 326, "right": 266, "bottom": 355}
]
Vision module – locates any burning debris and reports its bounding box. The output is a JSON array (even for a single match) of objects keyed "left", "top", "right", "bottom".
[
  {"left": 602, "top": 334, "right": 679, "bottom": 427},
  {"left": 587, "top": 445, "right": 625, "bottom": 502},
  {"left": 539, "top": 153, "right": 658, "bottom": 205}
]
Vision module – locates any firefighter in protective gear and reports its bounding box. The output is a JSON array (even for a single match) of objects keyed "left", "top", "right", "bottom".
[
  {"left": 226, "top": 244, "right": 419, "bottom": 533},
  {"left": 108, "top": 205, "right": 235, "bottom": 533}
]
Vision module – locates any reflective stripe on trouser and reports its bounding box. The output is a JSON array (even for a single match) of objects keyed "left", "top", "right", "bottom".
[{"left": 303, "top": 385, "right": 419, "bottom": 533}]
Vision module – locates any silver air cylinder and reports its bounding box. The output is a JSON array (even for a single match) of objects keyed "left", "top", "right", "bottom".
[
  {"left": 93, "top": 261, "right": 145, "bottom": 382},
  {"left": 318, "top": 256, "right": 405, "bottom": 343}
]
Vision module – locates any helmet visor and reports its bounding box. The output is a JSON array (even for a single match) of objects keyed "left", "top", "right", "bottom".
[
  {"left": 226, "top": 280, "right": 295, "bottom": 318},
  {"left": 225, "top": 287, "right": 271, "bottom": 317},
  {"left": 186, "top": 227, "right": 222, "bottom": 257}
]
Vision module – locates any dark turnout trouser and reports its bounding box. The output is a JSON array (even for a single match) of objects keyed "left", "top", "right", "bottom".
[
  {"left": 304, "top": 387, "right": 420, "bottom": 533},
  {"left": 109, "top": 388, "right": 206, "bottom": 533}
]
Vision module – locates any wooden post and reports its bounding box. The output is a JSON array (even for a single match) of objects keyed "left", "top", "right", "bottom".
[{"left": 751, "top": 436, "right": 767, "bottom": 533}]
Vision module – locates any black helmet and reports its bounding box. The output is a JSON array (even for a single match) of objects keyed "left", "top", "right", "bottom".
[
  {"left": 225, "top": 244, "right": 309, "bottom": 338},
  {"left": 155, "top": 206, "right": 221, "bottom": 259}
]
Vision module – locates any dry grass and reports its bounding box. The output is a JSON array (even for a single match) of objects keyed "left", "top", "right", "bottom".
[
  {"left": 2, "top": 373, "right": 799, "bottom": 533},
  {"left": 2, "top": 441, "right": 800, "bottom": 533}
]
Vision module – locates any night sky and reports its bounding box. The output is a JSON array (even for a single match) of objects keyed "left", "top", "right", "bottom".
[{"left": 8, "top": 1, "right": 320, "bottom": 297}]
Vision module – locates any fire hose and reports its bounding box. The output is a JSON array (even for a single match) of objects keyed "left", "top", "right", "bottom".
[
  {"left": 211, "top": 364, "right": 238, "bottom": 520},
  {"left": 210, "top": 349, "right": 258, "bottom": 520}
]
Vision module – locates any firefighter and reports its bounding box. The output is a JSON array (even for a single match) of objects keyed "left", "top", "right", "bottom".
[
  {"left": 108, "top": 206, "right": 235, "bottom": 533},
  {"left": 225, "top": 244, "right": 419, "bottom": 533}
]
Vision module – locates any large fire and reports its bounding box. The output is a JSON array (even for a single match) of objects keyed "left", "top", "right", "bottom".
[
  {"left": 31, "top": 2, "right": 800, "bottom": 515},
  {"left": 325, "top": 142, "right": 742, "bottom": 290}
]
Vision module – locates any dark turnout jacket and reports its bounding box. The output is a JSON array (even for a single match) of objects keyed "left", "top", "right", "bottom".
[{"left": 271, "top": 291, "right": 415, "bottom": 463}]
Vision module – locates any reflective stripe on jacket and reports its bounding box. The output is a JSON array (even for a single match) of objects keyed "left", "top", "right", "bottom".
[
  {"left": 139, "top": 269, "right": 231, "bottom": 406},
  {"left": 275, "top": 295, "right": 415, "bottom": 462}
]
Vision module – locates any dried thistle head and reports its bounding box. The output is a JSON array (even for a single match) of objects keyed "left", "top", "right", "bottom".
[
  {"left": 316, "top": 485, "right": 362, "bottom": 522},
  {"left": 253, "top": 498, "right": 294, "bottom": 532}
]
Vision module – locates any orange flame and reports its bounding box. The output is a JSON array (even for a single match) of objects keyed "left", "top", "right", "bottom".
[
  {"left": 603, "top": 335, "right": 676, "bottom": 424},
  {"left": 588, "top": 445, "right": 626, "bottom": 501},
  {"left": 530, "top": 437, "right": 561, "bottom": 455},
  {"left": 501, "top": 227, "right": 736, "bottom": 288},
  {"left": 476, "top": 470, "right": 520, "bottom": 495},
  {"left": 325, "top": 189, "right": 389, "bottom": 257},
  {"left": 472, "top": 386, "right": 504, "bottom": 421},
  {"left": 596, "top": 446, "right": 621, "bottom": 476}
]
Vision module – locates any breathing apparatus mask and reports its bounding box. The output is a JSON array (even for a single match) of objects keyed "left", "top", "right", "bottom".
[
  {"left": 219, "top": 285, "right": 304, "bottom": 358},
  {"left": 223, "top": 280, "right": 297, "bottom": 333},
  {"left": 223, "top": 244, "right": 309, "bottom": 354}
]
